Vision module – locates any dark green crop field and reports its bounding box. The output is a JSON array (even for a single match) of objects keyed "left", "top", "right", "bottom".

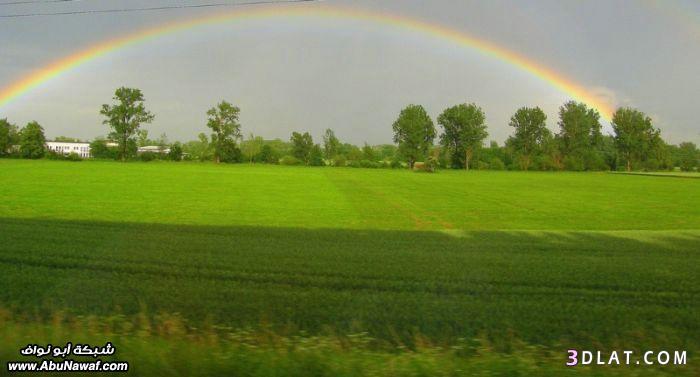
[{"left": 0, "top": 160, "right": 698, "bottom": 375}]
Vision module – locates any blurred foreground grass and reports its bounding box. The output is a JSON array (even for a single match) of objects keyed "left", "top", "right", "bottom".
[{"left": 0, "top": 310, "right": 695, "bottom": 377}]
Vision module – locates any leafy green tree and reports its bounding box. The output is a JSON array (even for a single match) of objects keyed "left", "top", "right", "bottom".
[
  {"left": 258, "top": 144, "right": 279, "bottom": 164},
  {"left": 536, "top": 133, "right": 563, "bottom": 171},
  {"left": 242, "top": 133, "right": 264, "bottom": 163},
  {"left": 168, "top": 142, "right": 183, "bottom": 161},
  {"left": 677, "top": 142, "right": 698, "bottom": 171},
  {"left": 338, "top": 143, "right": 362, "bottom": 161},
  {"left": 392, "top": 104, "right": 436, "bottom": 169},
  {"left": 0, "top": 118, "right": 19, "bottom": 156},
  {"left": 100, "top": 87, "right": 155, "bottom": 161},
  {"left": 362, "top": 143, "right": 376, "bottom": 161},
  {"left": 557, "top": 101, "right": 602, "bottom": 152},
  {"left": 266, "top": 139, "right": 291, "bottom": 158},
  {"left": 611, "top": 107, "right": 662, "bottom": 171},
  {"left": 438, "top": 103, "right": 488, "bottom": 170},
  {"left": 19, "top": 121, "right": 46, "bottom": 159},
  {"left": 375, "top": 144, "right": 397, "bottom": 161},
  {"left": 598, "top": 135, "right": 618, "bottom": 171},
  {"left": 644, "top": 137, "right": 670, "bottom": 171},
  {"left": 182, "top": 133, "right": 212, "bottom": 161},
  {"left": 476, "top": 141, "right": 505, "bottom": 169},
  {"left": 309, "top": 144, "right": 325, "bottom": 166},
  {"left": 557, "top": 101, "right": 603, "bottom": 170},
  {"left": 506, "top": 107, "right": 550, "bottom": 170},
  {"left": 206, "top": 101, "right": 242, "bottom": 164},
  {"left": 322, "top": 129, "right": 340, "bottom": 160},
  {"left": 157, "top": 133, "right": 169, "bottom": 154},
  {"left": 290, "top": 131, "right": 314, "bottom": 164}
]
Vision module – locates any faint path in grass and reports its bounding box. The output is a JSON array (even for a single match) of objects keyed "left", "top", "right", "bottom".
[{"left": 324, "top": 168, "right": 458, "bottom": 230}]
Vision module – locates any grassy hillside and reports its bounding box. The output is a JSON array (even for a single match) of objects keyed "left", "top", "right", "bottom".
[{"left": 0, "top": 160, "right": 698, "bottom": 375}]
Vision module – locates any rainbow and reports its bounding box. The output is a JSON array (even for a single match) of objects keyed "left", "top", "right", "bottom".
[{"left": 0, "top": 3, "right": 615, "bottom": 120}]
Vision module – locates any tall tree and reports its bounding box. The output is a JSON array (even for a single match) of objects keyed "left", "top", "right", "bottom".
[
  {"left": 155, "top": 133, "right": 169, "bottom": 155},
  {"left": 322, "top": 129, "right": 340, "bottom": 160},
  {"left": 206, "top": 101, "right": 242, "bottom": 164},
  {"left": 290, "top": 131, "right": 314, "bottom": 164},
  {"left": 362, "top": 143, "right": 376, "bottom": 161},
  {"left": 392, "top": 104, "right": 436, "bottom": 169},
  {"left": 611, "top": 107, "right": 661, "bottom": 171},
  {"left": 100, "top": 87, "right": 155, "bottom": 161},
  {"left": 0, "top": 118, "right": 19, "bottom": 156},
  {"left": 438, "top": 103, "right": 488, "bottom": 170},
  {"left": 242, "top": 133, "right": 264, "bottom": 163},
  {"left": 557, "top": 101, "right": 603, "bottom": 170},
  {"left": 677, "top": 142, "right": 698, "bottom": 172},
  {"left": 506, "top": 106, "right": 550, "bottom": 170},
  {"left": 19, "top": 121, "right": 46, "bottom": 159}
]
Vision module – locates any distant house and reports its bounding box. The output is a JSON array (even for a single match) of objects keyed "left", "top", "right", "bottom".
[
  {"left": 46, "top": 141, "right": 91, "bottom": 158},
  {"left": 41, "top": 141, "right": 170, "bottom": 159},
  {"left": 137, "top": 145, "right": 170, "bottom": 154}
]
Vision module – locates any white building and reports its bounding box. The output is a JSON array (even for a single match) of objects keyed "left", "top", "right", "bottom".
[
  {"left": 46, "top": 141, "right": 91, "bottom": 158},
  {"left": 137, "top": 145, "right": 170, "bottom": 154}
]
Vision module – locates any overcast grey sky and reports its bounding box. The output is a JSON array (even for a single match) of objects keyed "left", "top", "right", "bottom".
[{"left": 0, "top": 0, "right": 698, "bottom": 144}]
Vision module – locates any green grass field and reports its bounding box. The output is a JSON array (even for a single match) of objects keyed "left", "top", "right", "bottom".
[
  {"left": 1, "top": 160, "right": 698, "bottom": 230},
  {"left": 0, "top": 159, "right": 698, "bottom": 375}
]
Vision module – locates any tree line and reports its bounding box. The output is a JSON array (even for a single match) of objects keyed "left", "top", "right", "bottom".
[{"left": 1, "top": 86, "right": 698, "bottom": 172}]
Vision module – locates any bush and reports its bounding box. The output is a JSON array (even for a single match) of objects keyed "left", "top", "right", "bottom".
[
  {"left": 359, "top": 160, "right": 379, "bottom": 169},
  {"left": 426, "top": 156, "right": 439, "bottom": 172},
  {"left": 489, "top": 157, "right": 505, "bottom": 170},
  {"left": 563, "top": 156, "right": 585, "bottom": 171},
  {"left": 140, "top": 152, "right": 158, "bottom": 162},
  {"left": 220, "top": 141, "right": 242, "bottom": 163},
  {"left": 333, "top": 155, "right": 347, "bottom": 167},
  {"left": 45, "top": 150, "right": 64, "bottom": 160},
  {"left": 258, "top": 144, "right": 280, "bottom": 164},
  {"left": 65, "top": 152, "right": 83, "bottom": 162},
  {"left": 533, "top": 155, "right": 560, "bottom": 171},
  {"left": 45, "top": 151, "right": 82, "bottom": 161},
  {"left": 168, "top": 142, "right": 183, "bottom": 161},
  {"left": 476, "top": 161, "right": 489, "bottom": 170},
  {"left": 279, "top": 155, "right": 302, "bottom": 166},
  {"left": 390, "top": 159, "right": 403, "bottom": 169},
  {"left": 347, "top": 160, "right": 361, "bottom": 168},
  {"left": 642, "top": 158, "right": 661, "bottom": 172},
  {"left": 583, "top": 151, "right": 608, "bottom": 171}
]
